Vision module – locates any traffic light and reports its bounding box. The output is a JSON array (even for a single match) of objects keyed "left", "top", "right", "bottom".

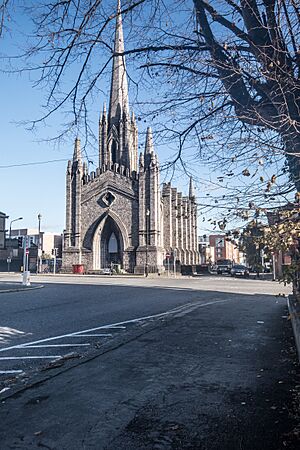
[{"left": 18, "top": 237, "right": 23, "bottom": 247}]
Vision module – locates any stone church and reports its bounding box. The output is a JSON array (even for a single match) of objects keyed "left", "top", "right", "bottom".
[{"left": 62, "top": 2, "right": 200, "bottom": 273}]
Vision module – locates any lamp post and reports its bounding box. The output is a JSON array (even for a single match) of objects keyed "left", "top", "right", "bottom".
[
  {"left": 9, "top": 217, "right": 23, "bottom": 241},
  {"left": 145, "top": 208, "right": 150, "bottom": 277},
  {"left": 37, "top": 213, "right": 42, "bottom": 273}
]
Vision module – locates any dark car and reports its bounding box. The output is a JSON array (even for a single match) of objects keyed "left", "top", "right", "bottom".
[{"left": 230, "top": 264, "right": 250, "bottom": 278}]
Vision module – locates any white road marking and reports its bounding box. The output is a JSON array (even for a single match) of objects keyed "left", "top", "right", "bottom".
[
  {"left": 0, "top": 370, "right": 23, "bottom": 374},
  {"left": 0, "top": 356, "right": 61, "bottom": 360},
  {"left": 22, "top": 344, "right": 90, "bottom": 348},
  {"left": 0, "top": 299, "right": 230, "bottom": 354},
  {"left": 0, "top": 387, "right": 11, "bottom": 393},
  {"left": 69, "top": 334, "right": 113, "bottom": 337},
  {"left": 105, "top": 326, "right": 126, "bottom": 329}
]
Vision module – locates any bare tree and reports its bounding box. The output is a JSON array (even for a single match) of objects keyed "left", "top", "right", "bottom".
[
  {"left": 0, "top": 0, "right": 11, "bottom": 37},
  {"left": 192, "top": 0, "right": 300, "bottom": 185},
  {"left": 1, "top": 0, "right": 300, "bottom": 224}
]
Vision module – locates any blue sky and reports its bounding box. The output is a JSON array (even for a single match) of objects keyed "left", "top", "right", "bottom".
[
  {"left": 0, "top": 6, "right": 71, "bottom": 233},
  {"left": 0, "top": 2, "right": 203, "bottom": 236},
  {"left": 0, "top": 71, "right": 71, "bottom": 233},
  {"left": 0, "top": 1, "right": 288, "bottom": 238},
  {"left": 0, "top": 61, "right": 193, "bottom": 235}
]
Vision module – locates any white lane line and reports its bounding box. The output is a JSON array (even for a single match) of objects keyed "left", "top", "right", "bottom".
[
  {"left": 0, "top": 299, "right": 230, "bottom": 354},
  {"left": 172, "top": 300, "right": 228, "bottom": 317},
  {"left": 0, "top": 370, "right": 23, "bottom": 374},
  {"left": 0, "top": 356, "right": 61, "bottom": 360},
  {"left": 69, "top": 334, "right": 113, "bottom": 337},
  {"left": 104, "top": 326, "right": 126, "bottom": 329},
  {"left": 22, "top": 344, "right": 90, "bottom": 348}
]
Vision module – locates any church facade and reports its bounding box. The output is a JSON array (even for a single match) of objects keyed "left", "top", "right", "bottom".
[{"left": 62, "top": 2, "right": 200, "bottom": 274}]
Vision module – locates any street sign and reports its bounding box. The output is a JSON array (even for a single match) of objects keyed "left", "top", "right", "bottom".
[
  {"left": 7, "top": 257, "right": 11, "bottom": 263},
  {"left": 25, "top": 248, "right": 29, "bottom": 255},
  {"left": 166, "top": 253, "right": 170, "bottom": 259}
]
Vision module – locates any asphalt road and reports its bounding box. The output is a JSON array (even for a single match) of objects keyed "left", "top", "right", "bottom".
[
  {"left": 0, "top": 273, "right": 292, "bottom": 380},
  {"left": 0, "top": 274, "right": 299, "bottom": 449}
]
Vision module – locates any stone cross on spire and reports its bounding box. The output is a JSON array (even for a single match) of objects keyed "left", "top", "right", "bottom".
[{"left": 108, "top": 0, "right": 129, "bottom": 126}]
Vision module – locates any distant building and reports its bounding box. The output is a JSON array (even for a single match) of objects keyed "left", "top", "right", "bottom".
[
  {"left": 266, "top": 206, "right": 293, "bottom": 278},
  {"left": 198, "top": 235, "right": 211, "bottom": 264},
  {"left": 0, "top": 217, "right": 62, "bottom": 272},
  {"left": 199, "top": 234, "right": 242, "bottom": 264},
  {"left": 10, "top": 229, "right": 62, "bottom": 258},
  {"left": 0, "top": 211, "right": 8, "bottom": 249},
  {"left": 0, "top": 212, "right": 23, "bottom": 271}
]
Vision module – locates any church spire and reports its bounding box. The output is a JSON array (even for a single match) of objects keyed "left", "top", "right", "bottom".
[
  {"left": 189, "top": 176, "right": 195, "bottom": 199},
  {"left": 144, "top": 127, "right": 154, "bottom": 155},
  {"left": 108, "top": 0, "right": 129, "bottom": 125},
  {"left": 73, "top": 137, "right": 82, "bottom": 162}
]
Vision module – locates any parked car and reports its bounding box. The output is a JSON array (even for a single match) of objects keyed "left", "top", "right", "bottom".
[
  {"left": 100, "top": 268, "right": 112, "bottom": 275},
  {"left": 230, "top": 264, "right": 250, "bottom": 278},
  {"left": 216, "top": 259, "right": 232, "bottom": 274}
]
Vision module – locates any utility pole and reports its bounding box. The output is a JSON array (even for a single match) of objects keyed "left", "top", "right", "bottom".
[
  {"left": 52, "top": 248, "right": 57, "bottom": 275},
  {"left": 145, "top": 208, "right": 150, "bottom": 277},
  {"left": 173, "top": 249, "right": 177, "bottom": 278},
  {"left": 53, "top": 249, "right": 57, "bottom": 275},
  {"left": 22, "top": 236, "right": 30, "bottom": 286},
  {"left": 272, "top": 253, "right": 276, "bottom": 281},
  {"left": 37, "top": 213, "right": 42, "bottom": 274}
]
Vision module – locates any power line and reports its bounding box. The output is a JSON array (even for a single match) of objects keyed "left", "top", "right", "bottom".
[
  {"left": 0, "top": 152, "right": 100, "bottom": 169},
  {"left": 0, "top": 158, "right": 69, "bottom": 168}
]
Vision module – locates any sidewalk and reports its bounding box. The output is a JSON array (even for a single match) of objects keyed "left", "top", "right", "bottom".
[{"left": 0, "top": 293, "right": 299, "bottom": 449}]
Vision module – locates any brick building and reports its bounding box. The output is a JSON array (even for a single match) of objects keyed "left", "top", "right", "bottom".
[
  {"left": 62, "top": 2, "right": 199, "bottom": 273},
  {"left": 198, "top": 234, "right": 241, "bottom": 264}
]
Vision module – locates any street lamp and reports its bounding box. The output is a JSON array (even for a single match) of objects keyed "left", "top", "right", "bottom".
[
  {"left": 145, "top": 208, "right": 150, "bottom": 277},
  {"left": 9, "top": 217, "right": 23, "bottom": 240},
  {"left": 37, "top": 213, "right": 42, "bottom": 273}
]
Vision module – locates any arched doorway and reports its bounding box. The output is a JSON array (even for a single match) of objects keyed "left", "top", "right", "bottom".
[{"left": 100, "top": 216, "right": 123, "bottom": 268}]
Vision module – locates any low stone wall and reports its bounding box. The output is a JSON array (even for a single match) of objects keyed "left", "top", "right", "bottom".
[{"left": 288, "top": 295, "right": 300, "bottom": 361}]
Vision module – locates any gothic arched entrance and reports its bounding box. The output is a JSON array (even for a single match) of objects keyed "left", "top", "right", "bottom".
[{"left": 99, "top": 216, "right": 123, "bottom": 269}]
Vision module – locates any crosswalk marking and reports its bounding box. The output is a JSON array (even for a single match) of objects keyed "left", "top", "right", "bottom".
[
  {"left": 23, "top": 344, "right": 90, "bottom": 348},
  {"left": 0, "top": 356, "right": 61, "bottom": 360},
  {"left": 0, "top": 370, "right": 23, "bottom": 374}
]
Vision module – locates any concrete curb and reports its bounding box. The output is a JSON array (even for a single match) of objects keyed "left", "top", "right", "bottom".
[
  {"left": 287, "top": 295, "right": 300, "bottom": 361},
  {"left": 0, "top": 284, "right": 44, "bottom": 294}
]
